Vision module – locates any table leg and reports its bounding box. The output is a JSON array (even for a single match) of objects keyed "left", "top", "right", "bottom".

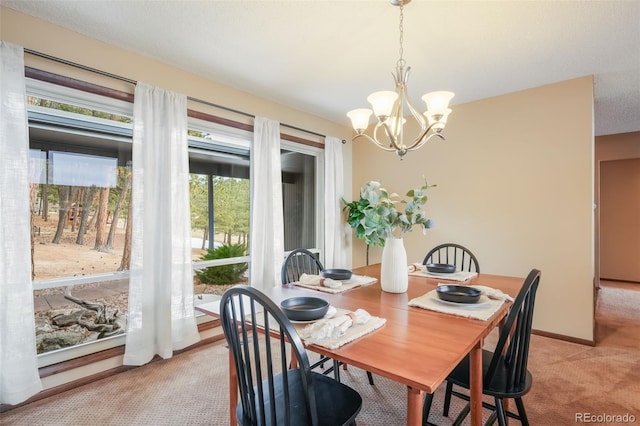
[
  {"left": 229, "top": 349, "right": 237, "bottom": 426},
  {"left": 469, "top": 341, "right": 483, "bottom": 426},
  {"left": 504, "top": 399, "right": 510, "bottom": 425},
  {"left": 289, "top": 347, "right": 298, "bottom": 369},
  {"left": 406, "top": 386, "right": 422, "bottom": 426}
]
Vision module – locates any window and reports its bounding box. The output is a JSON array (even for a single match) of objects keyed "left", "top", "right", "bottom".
[
  {"left": 188, "top": 118, "right": 324, "bottom": 305},
  {"left": 25, "top": 77, "right": 324, "bottom": 364},
  {"left": 27, "top": 80, "right": 133, "bottom": 360},
  {"left": 187, "top": 118, "right": 251, "bottom": 302}
]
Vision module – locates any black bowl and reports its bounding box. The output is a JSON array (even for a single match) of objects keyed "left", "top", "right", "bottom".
[
  {"left": 436, "top": 285, "right": 481, "bottom": 304},
  {"left": 321, "top": 268, "right": 353, "bottom": 280},
  {"left": 280, "top": 297, "right": 329, "bottom": 321},
  {"left": 425, "top": 263, "right": 456, "bottom": 274}
]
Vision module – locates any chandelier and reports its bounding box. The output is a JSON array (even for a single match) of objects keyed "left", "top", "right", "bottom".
[{"left": 347, "top": 0, "right": 454, "bottom": 159}]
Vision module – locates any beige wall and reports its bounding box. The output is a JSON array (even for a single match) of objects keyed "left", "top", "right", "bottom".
[
  {"left": 351, "top": 77, "right": 595, "bottom": 341},
  {"left": 1, "top": 8, "right": 351, "bottom": 141}
]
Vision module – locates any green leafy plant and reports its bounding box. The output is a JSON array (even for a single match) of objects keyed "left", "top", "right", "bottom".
[
  {"left": 195, "top": 244, "right": 248, "bottom": 285},
  {"left": 342, "top": 180, "right": 435, "bottom": 247}
]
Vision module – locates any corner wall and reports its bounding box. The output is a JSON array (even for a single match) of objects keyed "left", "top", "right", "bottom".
[{"left": 351, "top": 77, "right": 595, "bottom": 341}]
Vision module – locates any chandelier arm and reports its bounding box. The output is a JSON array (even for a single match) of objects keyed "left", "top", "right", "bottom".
[
  {"left": 405, "top": 127, "right": 446, "bottom": 152},
  {"left": 376, "top": 121, "right": 403, "bottom": 151},
  {"left": 352, "top": 133, "right": 398, "bottom": 152},
  {"left": 395, "top": 65, "right": 428, "bottom": 133},
  {"left": 385, "top": 113, "right": 404, "bottom": 148},
  {"left": 390, "top": 97, "right": 404, "bottom": 128},
  {"left": 403, "top": 92, "right": 428, "bottom": 132}
]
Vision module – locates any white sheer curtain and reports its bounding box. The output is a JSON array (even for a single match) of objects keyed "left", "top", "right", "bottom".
[
  {"left": 324, "top": 136, "right": 347, "bottom": 268},
  {"left": 123, "top": 83, "right": 200, "bottom": 366},
  {"left": 249, "top": 117, "right": 284, "bottom": 290},
  {"left": 0, "top": 41, "right": 43, "bottom": 404}
]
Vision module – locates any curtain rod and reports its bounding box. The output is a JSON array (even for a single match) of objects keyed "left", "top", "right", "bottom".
[
  {"left": 188, "top": 95, "right": 340, "bottom": 141},
  {"left": 25, "top": 48, "right": 137, "bottom": 85},
  {"left": 24, "top": 48, "right": 344, "bottom": 143}
]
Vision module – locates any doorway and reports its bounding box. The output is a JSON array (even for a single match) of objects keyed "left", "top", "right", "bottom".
[{"left": 599, "top": 158, "right": 640, "bottom": 283}]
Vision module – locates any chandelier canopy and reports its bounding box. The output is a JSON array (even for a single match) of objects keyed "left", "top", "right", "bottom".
[{"left": 347, "top": 0, "right": 454, "bottom": 159}]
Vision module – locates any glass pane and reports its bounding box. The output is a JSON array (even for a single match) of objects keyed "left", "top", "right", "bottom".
[
  {"left": 27, "top": 96, "right": 132, "bottom": 124},
  {"left": 189, "top": 132, "right": 251, "bottom": 300},
  {"left": 281, "top": 149, "right": 316, "bottom": 251},
  {"left": 30, "top": 152, "right": 132, "bottom": 281},
  {"left": 34, "top": 280, "right": 128, "bottom": 354},
  {"left": 189, "top": 175, "right": 250, "bottom": 255}
]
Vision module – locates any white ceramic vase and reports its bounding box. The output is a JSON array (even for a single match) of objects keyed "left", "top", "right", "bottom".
[{"left": 380, "top": 237, "right": 408, "bottom": 293}]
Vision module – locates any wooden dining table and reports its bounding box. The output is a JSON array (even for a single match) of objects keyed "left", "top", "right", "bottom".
[{"left": 196, "top": 263, "right": 524, "bottom": 426}]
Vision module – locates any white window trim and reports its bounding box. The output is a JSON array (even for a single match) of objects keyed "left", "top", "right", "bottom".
[
  {"left": 188, "top": 116, "right": 251, "bottom": 150},
  {"left": 26, "top": 78, "right": 133, "bottom": 118}
]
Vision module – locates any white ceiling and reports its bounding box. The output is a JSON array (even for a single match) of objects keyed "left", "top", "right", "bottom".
[{"left": 3, "top": 0, "right": 640, "bottom": 136}]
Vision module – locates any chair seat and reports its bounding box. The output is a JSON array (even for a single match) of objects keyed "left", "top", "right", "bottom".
[
  {"left": 237, "top": 369, "right": 362, "bottom": 426},
  {"left": 447, "top": 349, "right": 533, "bottom": 398}
]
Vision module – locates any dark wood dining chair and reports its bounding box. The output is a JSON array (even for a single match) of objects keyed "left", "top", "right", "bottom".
[
  {"left": 220, "top": 285, "right": 362, "bottom": 426},
  {"left": 422, "top": 243, "right": 480, "bottom": 273},
  {"left": 422, "top": 268, "right": 541, "bottom": 426},
  {"left": 280, "top": 248, "right": 375, "bottom": 385}
]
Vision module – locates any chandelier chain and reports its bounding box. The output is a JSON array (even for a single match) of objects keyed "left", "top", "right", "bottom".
[{"left": 398, "top": 3, "right": 405, "bottom": 68}]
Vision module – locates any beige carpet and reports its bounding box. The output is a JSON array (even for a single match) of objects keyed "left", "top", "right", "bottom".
[{"left": 2, "top": 281, "right": 639, "bottom": 425}]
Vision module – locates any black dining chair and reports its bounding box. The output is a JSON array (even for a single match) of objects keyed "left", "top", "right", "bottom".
[
  {"left": 220, "top": 285, "right": 363, "bottom": 426},
  {"left": 422, "top": 268, "right": 541, "bottom": 426},
  {"left": 281, "top": 248, "right": 324, "bottom": 285},
  {"left": 422, "top": 243, "right": 480, "bottom": 273},
  {"left": 280, "top": 248, "right": 375, "bottom": 385}
]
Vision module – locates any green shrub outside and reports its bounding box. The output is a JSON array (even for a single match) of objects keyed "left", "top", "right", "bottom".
[{"left": 195, "top": 244, "right": 248, "bottom": 285}]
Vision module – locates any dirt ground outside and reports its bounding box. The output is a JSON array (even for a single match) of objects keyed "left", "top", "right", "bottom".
[
  {"left": 32, "top": 212, "right": 242, "bottom": 354},
  {"left": 32, "top": 212, "right": 242, "bottom": 300},
  {"left": 33, "top": 213, "right": 211, "bottom": 282}
]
